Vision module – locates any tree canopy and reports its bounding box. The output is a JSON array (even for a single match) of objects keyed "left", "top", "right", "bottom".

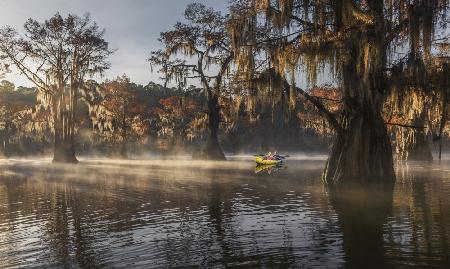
[{"left": 0, "top": 13, "right": 113, "bottom": 162}]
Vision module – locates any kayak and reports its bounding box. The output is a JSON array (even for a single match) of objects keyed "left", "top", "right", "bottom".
[
  {"left": 255, "top": 156, "right": 282, "bottom": 165},
  {"left": 255, "top": 163, "right": 277, "bottom": 173},
  {"left": 255, "top": 163, "right": 286, "bottom": 174}
]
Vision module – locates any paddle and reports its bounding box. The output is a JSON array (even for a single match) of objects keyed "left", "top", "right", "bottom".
[{"left": 274, "top": 154, "right": 290, "bottom": 160}]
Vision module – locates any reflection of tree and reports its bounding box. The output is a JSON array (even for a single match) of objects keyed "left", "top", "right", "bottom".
[
  {"left": 388, "top": 167, "right": 450, "bottom": 267},
  {"left": 207, "top": 172, "right": 233, "bottom": 265},
  {"left": 69, "top": 186, "right": 105, "bottom": 268},
  {"left": 329, "top": 184, "right": 394, "bottom": 269},
  {"left": 0, "top": 170, "right": 111, "bottom": 268},
  {"left": 7, "top": 161, "right": 450, "bottom": 267},
  {"left": 204, "top": 168, "right": 335, "bottom": 267},
  {"left": 0, "top": 176, "right": 27, "bottom": 264},
  {"left": 0, "top": 163, "right": 385, "bottom": 267},
  {"left": 46, "top": 185, "right": 71, "bottom": 266}
]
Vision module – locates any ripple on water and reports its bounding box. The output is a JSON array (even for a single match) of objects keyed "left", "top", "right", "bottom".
[{"left": 0, "top": 158, "right": 449, "bottom": 268}]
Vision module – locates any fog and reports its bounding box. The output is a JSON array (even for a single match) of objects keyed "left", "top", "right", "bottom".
[{"left": 0, "top": 153, "right": 329, "bottom": 178}]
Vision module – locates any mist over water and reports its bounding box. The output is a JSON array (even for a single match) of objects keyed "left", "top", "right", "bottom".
[{"left": 0, "top": 157, "right": 449, "bottom": 268}]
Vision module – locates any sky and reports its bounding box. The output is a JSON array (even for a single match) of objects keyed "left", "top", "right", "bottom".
[{"left": 0, "top": 0, "right": 229, "bottom": 87}]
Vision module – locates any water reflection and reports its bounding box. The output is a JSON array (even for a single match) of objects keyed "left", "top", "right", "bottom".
[
  {"left": 386, "top": 163, "right": 450, "bottom": 267},
  {"left": 0, "top": 159, "right": 449, "bottom": 268},
  {"left": 329, "top": 184, "right": 394, "bottom": 269},
  {"left": 254, "top": 163, "right": 287, "bottom": 174}
]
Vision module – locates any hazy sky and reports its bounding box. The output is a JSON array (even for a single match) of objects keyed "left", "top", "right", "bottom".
[{"left": 0, "top": 0, "right": 228, "bottom": 87}]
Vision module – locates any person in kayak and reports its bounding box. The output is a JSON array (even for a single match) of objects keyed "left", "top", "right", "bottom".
[
  {"left": 265, "top": 152, "right": 277, "bottom": 160},
  {"left": 273, "top": 151, "right": 279, "bottom": 159}
]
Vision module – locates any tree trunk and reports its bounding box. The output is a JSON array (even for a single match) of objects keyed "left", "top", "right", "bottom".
[
  {"left": 324, "top": 110, "right": 395, "bottom": 183},
  {"left": 53, "top": 88, "right": 78, "bottom": 163},
  {"left": 438, "top": 64, "right": 449, "bottom": 160},
  {"left": 324, "top": 16, "right": 395, "bottom": 183},
  {"left": 53, "top": 112, "right": 77, "bottom": 163},
  {"left": 196, "top": 92, "right": 225, "bottom": 160},
  {"left": 120, "top": 106, "right": 128, "bottom": 158},
  {"left": 0, "top": 133, "right": 6, "bottom": 158},
  {"left": 0, "top": 121, "right": 10, "bottom": 158}
]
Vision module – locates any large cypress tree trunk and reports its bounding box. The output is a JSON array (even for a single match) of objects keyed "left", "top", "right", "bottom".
[
  {"left": 197, "top": 92, "right": 225, "bottom": 160},
  {"left": 53, "top": 112, "right": 77, "bottom": 163},
  {"left": 324, "top": 14, "right": 395, "bottom": 183},
  {"left": 53, "top": 86, "right": 78, "bottom": 163},
  {"left": 324, "top": 109, "right": 394, "bottom": 183}
]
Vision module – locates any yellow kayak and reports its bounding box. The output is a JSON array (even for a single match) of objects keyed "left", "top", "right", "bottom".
[
  {"left": 255, "top": 156, "right": 282, "bottom": 165},
  {"left": 255, "top": 163, "right": 277, "bottom": 174}
]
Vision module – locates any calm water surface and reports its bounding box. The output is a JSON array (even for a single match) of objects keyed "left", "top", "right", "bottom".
[{"left": 0, "top": 157, "right": 449, "bottom": 268}]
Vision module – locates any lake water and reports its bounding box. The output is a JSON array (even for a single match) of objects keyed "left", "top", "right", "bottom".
[{"left": 0, "top": 157, "right": 449, "bottom": 268}]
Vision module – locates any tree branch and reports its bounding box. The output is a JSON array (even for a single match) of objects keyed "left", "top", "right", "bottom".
[
  {"left": 385, "top": 122, "right": 426, "bottom": 129},
  {"left": 286, "top": 80, "right": 343, "bottom": 134}
]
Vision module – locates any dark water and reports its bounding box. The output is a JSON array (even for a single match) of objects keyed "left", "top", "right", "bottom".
[{"left": 0, "top": 157, "right": 449, "bottom": 268}]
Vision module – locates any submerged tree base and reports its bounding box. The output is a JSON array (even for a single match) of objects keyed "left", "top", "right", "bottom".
[
  {"left": 53, "top": 155, "right": 79, "bottom": 164},
  {"left": 193, "top": 138, "right": 226, "bottom": 160},
  {"left": 323, "top": 112, "right": 396, "bottom": 184},
  {"left": 53, "top": 144, "right": 78, "bottom": 164}
]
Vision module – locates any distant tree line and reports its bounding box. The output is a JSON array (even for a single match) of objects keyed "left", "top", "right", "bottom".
[{"left": 0, "top": 74, "right": 328, "bottom": 158}]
